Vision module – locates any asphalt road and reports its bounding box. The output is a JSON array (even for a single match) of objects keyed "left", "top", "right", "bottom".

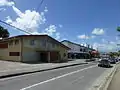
[{"left": 0, "top": 62, "right": 107, "bottom": 90}]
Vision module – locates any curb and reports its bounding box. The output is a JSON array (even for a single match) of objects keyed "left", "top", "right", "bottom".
[
  {"left": 0, "top": 62, "right": 88, "bottom": 79},
  {"left": 99, "top": 65, "right": 117, "bottom": 90},
  {"left": 101, "top": 62, "right": 120, "bottom": 90},
  {"left": 89, "top": 64, "right": 118, "bottom": 90}
]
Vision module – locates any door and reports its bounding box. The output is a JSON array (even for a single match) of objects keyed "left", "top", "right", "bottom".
[
  {"left": 50, "top": 52, "right": 59, "bottom": 62},
  {"left": 40, "top": 52, "right": 48, "bottom": 62}
]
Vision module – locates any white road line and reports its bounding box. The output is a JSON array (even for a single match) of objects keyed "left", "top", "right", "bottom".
[
  {"left": 20, "top": 65, "right": 97, "bottom": 90},
  {"left": 0, "top": 64, "right": 91, "bottom": 81}
]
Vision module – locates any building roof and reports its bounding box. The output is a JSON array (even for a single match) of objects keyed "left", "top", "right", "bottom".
[
  {"left": 61, "top": 40, "right": 83, "bottom": 47},
  {"left": 61, "top": 40, "right": 95, "bottom": 51},
  {"left": 0, "top": 35, "right": 70, "bottom": 50}
]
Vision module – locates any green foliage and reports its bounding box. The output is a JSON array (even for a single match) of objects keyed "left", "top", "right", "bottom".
[
  {"left": 0, "top": 25, "right": 9, "bottom": 38},
  {"left": 109, "top": 52, "right": 120, "bottom": 57},
  {"left": 117, "top": 26, "right": 120, "bottom": 32}
]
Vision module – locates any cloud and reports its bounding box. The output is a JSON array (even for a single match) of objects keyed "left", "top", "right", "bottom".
[
  {"left": 92, "top": 28, "right": 105, "bottom": 35},
  {"left": 116, "top": 36, "right": 119, "bottom": 40},
  {"left": 77, "top": 34, "right": 90, "bottom": 39},
  {"left": 44, "top": 7, "right": 48, "bottom": 12},
  {"left": 101, "top": 39, "right": 106, "bottom": 43},
  {"left": 77, "top": 34, "right": 96, "bottom": 39},
  {"left": 55, "top": 32, "right": 60, "bottom": 40},
  {"left": 59, "top": 24, "right": 63, "bottom": 28},
  {"left": 93, "top": 41, "right": 118, "bottom": 52},
  {"left": 44, "top": 25, "right": 61, "bottom": 39},
  {"left": 45, "top": 25, "right": 57, "bottom": 36},
  {"left": 0, "top": 8, "right": 6, "bottom": 11},
  {"left": 91, "top": 35, "right": 96, "bottom": 39},
  {"left": 6, "top": 6, "right": 46, "bottom": 33},
  {"left": 4, "top": 1, "right": 61, "bottom": 39},
  {"left": 0, "top": 0, "right": 14, "bottom": 6}
]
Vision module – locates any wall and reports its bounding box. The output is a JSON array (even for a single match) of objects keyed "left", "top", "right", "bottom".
[
  {"left": 0, "top": 48, "right": 8, "bottom": 60},
  {"left": 22, "top": 36, "right": 68, "bottom": 62},
  {"left": 62, "top": 41, "right": 88, "bottom": 53},
  {"left": 22, "top": 37, "right": 47, "bottom": 62},
  {"left": 0, "top": 39, "right": 22, "bottom": 62},
  {"left": 7, "top": 39, "right": 21, "bottom": 61}
]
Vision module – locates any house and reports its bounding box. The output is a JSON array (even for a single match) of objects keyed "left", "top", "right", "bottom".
[
  {"left": 61, "top": 40, "right": 91, "bottom": 59},
  {"left": 0, "top": 35, "right": 70, "bottom": 63}
]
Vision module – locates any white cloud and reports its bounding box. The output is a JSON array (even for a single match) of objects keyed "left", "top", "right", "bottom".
[
  {"left": 91, "top": 35, "right": 96, "bottom": 39},
  {"left": 116, "top": 36, "right": 119, "bottom": 40},
  {"left": 77, "top": 34, "right": 96, "bottom": 39},
  {"left": 0, "top": 8, "right": 6, "bottom": 11},
  {"left": 0, "top": 0, "right": 14, "bottom": 6},
  {"left": 92, "top": 28, "right": 105, "bottom": 35},
  {"left": 102, "top": 39, "right": 106, "bottom": 43},
  {"left": 77, "top": 34, "right": 90, "bottom": 39},
  {"left": 109, "top": 41, "right": 115, "bottom": 44},
  {"left": 44, "top": 25, "right": 61, "bottom": 40},
  {"left": 93, "top": 41, "right": 118, "bottom": 52},
  {"left": 4, "top": 1, "right": 61, "bottom": 39},
  {"left": 44, "top": 7, "right": 48, "bottom": 12},
  {"left": 55, "top": 32, "right": 60, "bottom": 40},
  {"left": 6, "top": 6, "right": 46, "bottom": 33},
  {"left": 45, "top": 25, "right": 57, "bottom": 36},
  {"left": 59, "top": 24, "right": 63, "bottom": 28}
]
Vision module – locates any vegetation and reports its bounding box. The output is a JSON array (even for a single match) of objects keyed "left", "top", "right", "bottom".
[
  {"left": 109, "top": 52, "right": 120, "bottom": 57},
  {"left": 0, "top": 25, "right": 9, "bottom": 39},
  {"left": 117, "top": 26, "right": 120, "bottom": 32}
]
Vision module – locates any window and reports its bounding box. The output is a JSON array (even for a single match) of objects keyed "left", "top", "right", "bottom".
[
  {"left": 64, "top": 53, "right": 66, "bottom": 57},
  {"left": 30, "top": 40, "right": 35, "bottom": 45},
  {"left": 15, "top": 40, "right": 19, "bottom": 45},
  {"left": 83, "top": 49, "right": 86, "bottom": 52},
  {"left": 80, "top": 48, "right": 82, "bottom": 51},
  {"left": 9, "top": 40, "right": 13, "bottom": 46},
  {"left": 9, "top": 52, "right": 20, "bottom": 56}
]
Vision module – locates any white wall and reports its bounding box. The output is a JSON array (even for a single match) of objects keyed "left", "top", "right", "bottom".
[{"left": 62, "top": 41, "right": 88, "bottom": 53}]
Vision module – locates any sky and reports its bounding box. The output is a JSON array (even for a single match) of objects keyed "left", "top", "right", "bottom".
[{"left": 0, "top": 0, "right": 120, "bottom": 52}]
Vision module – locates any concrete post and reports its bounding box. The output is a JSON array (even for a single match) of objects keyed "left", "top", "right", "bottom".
[{"left": 48, "top": 52, "right": 50, "bottom": 63}]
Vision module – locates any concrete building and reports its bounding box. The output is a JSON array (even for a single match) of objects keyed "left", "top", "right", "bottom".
[
  {"left": 0, "top": 35, "right": 70, "bottom": 63},
  {"left": 61, "top": 40, "right": 91, "bottom": 59}
]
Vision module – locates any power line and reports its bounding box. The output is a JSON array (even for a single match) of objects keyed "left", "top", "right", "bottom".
[
  {"left": 0, "top": 0, "right": 45, "bottom": 35},
  {"left": 0, "top": 0, "right": 32, "bottom": 35},
  {"left": 28, "top": 0, "right": 45, "bottom": 28},
  {"left": 0, "top": 20, "right": 32, "bottom": 35}
]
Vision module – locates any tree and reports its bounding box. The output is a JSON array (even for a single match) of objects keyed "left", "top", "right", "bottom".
[
  {"left": 0, "top": 25, "right": 9, "bottom": 38},
  {"left": 117, "top": 26, "right": 120, "bottom": 32}
]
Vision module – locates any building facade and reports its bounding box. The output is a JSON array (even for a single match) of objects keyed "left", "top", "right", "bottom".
[
  {"left": 0, "top": 35, "right": 70, "bottom": 63},
  {"left": 61, "top": 40, "right": 91, "bottom": 59}
]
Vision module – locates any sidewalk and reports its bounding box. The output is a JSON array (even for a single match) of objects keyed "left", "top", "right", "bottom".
[
  {"left": 107, "top": 63, "right": 120, "bottom": 90},
  {"left": 0, "top": 59, "right": 89, "bottom": 79}
]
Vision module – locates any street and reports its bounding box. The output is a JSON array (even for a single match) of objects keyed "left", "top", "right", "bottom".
[{"left": 0, "top": 62, "right": 107, "bottom": 90}]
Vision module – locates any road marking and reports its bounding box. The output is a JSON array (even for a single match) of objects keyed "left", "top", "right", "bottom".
[
  {"left": 0, "top": 63, "right": 92, "bottom": 81},
  {"left": 20, "top": 65, "right": 97, "bottom": 90}
]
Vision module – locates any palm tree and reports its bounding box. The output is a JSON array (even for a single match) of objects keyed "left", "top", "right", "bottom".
[{"left": 0, "top": 25, "right": 9, "bottom": 39}]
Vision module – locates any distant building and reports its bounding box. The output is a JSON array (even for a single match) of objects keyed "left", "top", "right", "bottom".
[
  {"left": 61, "top": 40, "right": 91, "bottom": 59},
  {"left": 0, "top": 35, "right": 70, "bottom": 63}
]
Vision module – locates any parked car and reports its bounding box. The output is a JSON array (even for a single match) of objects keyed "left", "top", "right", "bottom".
[
  {"left": 115, "top": 58, "right": 119, "bottom": 62},
  {"left": 109, "top": 58, "right": 116, "bottom": 64},
  {"left": 98, "top": 59, "right": 111, "bottom": 68}
]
